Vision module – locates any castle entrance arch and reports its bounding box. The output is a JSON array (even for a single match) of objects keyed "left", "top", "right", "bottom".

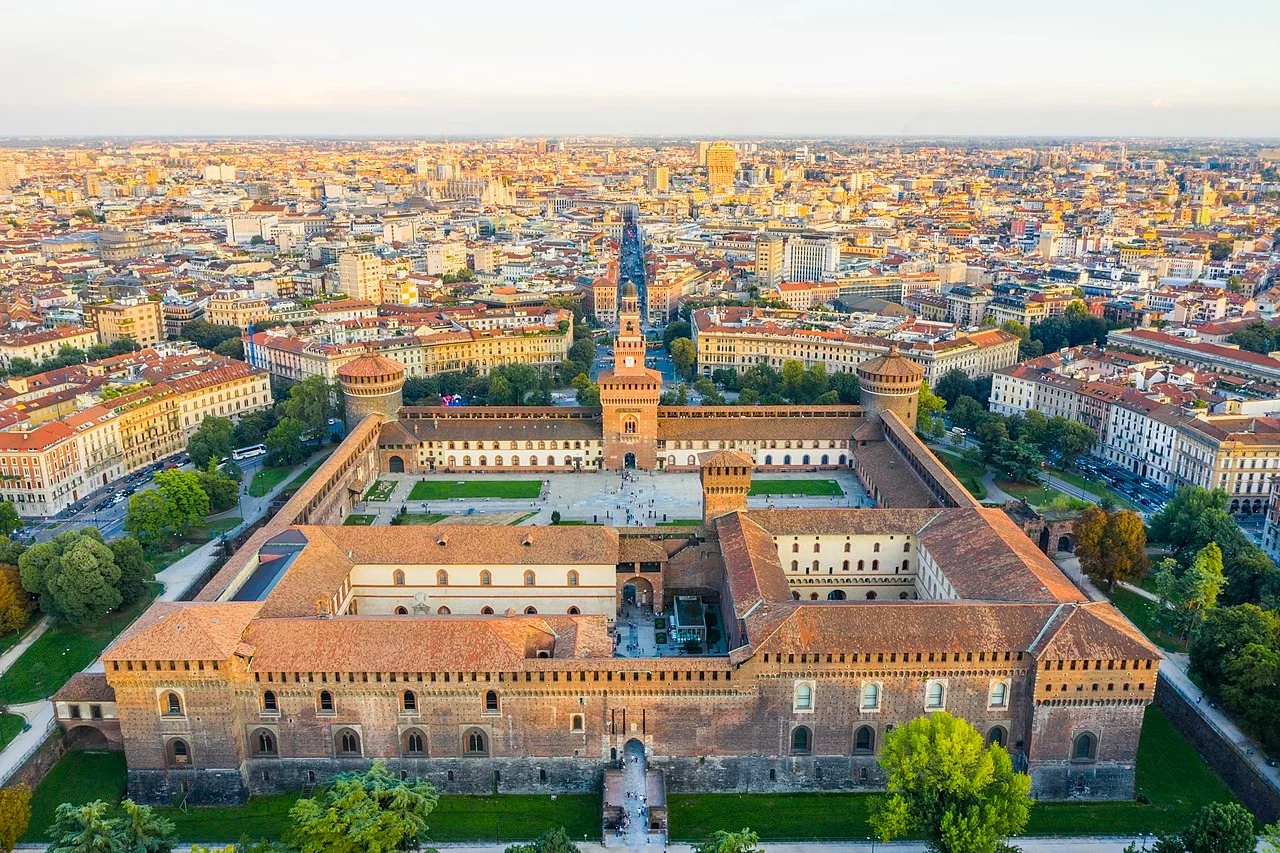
[
  {"left": 388, "top": 455, "right": 405, "bottom": 473},
  {"left": 625, "top": 452, "right": 636, "bottom": 469},
  {"left": 621, "top": 576, "right": 653, "bottom": 609}
]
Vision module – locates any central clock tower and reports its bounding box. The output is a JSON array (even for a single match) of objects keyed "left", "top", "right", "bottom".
[{"left": 598, "top": 282, "right": 662, "bottom": 470}]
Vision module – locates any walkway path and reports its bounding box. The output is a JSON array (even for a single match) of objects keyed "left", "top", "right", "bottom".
[{"left": 0, "top": 617, "right": 49, "bottom": 677}]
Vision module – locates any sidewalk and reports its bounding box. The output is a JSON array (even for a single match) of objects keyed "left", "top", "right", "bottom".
[{"left": 0, "top": 617, "right": 49, "bottom": 677}]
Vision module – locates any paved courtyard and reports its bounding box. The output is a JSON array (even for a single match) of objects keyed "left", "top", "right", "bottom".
[{"left": 350, "top": 469, "right": 871, "bottom": 526}]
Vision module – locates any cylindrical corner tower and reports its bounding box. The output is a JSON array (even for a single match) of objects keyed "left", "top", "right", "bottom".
[
  {"left": 337, "top": 352, "right": 406, "bottom": 428},
  {"left": 856, "top": 344, "right": 926, "bottom": 429}
]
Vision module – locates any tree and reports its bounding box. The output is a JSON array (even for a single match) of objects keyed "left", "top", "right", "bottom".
[
  {"left": 197, "top": 463, "right": 240, "bottom": 514},
  {"left": 0, "top": 784, "right": 31, "bottom": 853},
  {"left": 670, "top": 337, "right": 696, "bottom": 379},
  {"left": 870, "top": 712, "right": 1031, "bottom": 853},
  {"left": 829, "top": 371, "right": 860, "bottom": 404},
  {"left": 1190, "top": 603, "right": 1280, "bottom": 688},
  {"left": 487, "top": 373, "right": 515, "bottom": 405},
  {"left": 0, "top": 563, "right": 33, "bottom": 635},
  {"left": 934, "top": 369, "right": 976, "bottom": 408},
  {"left": 1148, "top": 487, "right": 1246, "bottom": 564},
  {"left": 1073, "top": 507, "right": 1149, "bottom": 591},
  {"left": 187, "top": 417, "right": 235, "bottom": 469},
  {"left": 47, "top": 800, "right": 123, "bottom": 853},
  {"left": 1155, "top": 801, "right": 1257, "bottom": 853},
  {"left": 18, "top": 529, "right": 122, "bottom": 625},
  {"left": 505, "top": 827, "right": 582, "bottom": 853},
  {"left": 949, "top": 396, "right": 985, "bottom": 432},
  {"left": 1207, "top": 240, "right": 1233, "bottom": 262},
  {"left": 265, "top": 418, "right": 309, "bottom": 467},
  {"left": 116, "top": 799, "right": 175, "bottom": 853},
  {"left": 0, "top": 502, "right": 20, "bottom": 538},
  {"left": 663, "top": 321, "right": 692, "bottom": 348},
  {"left": 124, "top": 492, "right": 176, "bottom": 549},
  {"left": 1157, "top": 543, "right": 1226, "bottom": 638},
  {"left": 213, "top": 338, "right": 244, "bottom": 360},
  {"left": 1261, "top": 819, "right": 1280, "bottom": 853},
  {"left": 233, "top": 409, "right": 279, "bottom": 447},
  {"left": 989, "top": 439, "right": 1043, "bottom": 484},
  {"left": 287, "top": 762, "right": 438, "bottom": 853},
  {"left": 281, "top": 376, "right": 336, "bottom": 439},
  {"left": 180, "top": 320, "right": 242, "bottom": 351},
  {"left": 109, "top": 537, "right": 152, "bottom": 607},
  {"left": 694, "top": 377, "right": 726, "bottom": 405},
  {"left": 1044, "top": 417, "right": 1095, "bottom": 468},
  {"left": 691, "top": 829, "right": 762, "bottom": 853},
  {"left": 154, "top": 470, "right": 209, "bottom": 533},
  {"left": 916, "top": 381, "right": 947, "bottom": 438}
]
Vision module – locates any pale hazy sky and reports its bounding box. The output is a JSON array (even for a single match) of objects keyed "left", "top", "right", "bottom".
[{"left": 3, "top": 0, "right": 1279, "bottom": 137}]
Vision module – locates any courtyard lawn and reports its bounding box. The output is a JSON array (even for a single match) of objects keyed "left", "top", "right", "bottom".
[
  {"left": 392, "top": 512, "right": 449, "bottom": 526},
  {"left": 248, "top": 465, "right": 293, "bottom": 497},
  {"left": 0, "top": 712, "right": 23, "bottom": 750},
  {"left": 409, "top": 479, "right": 543, "bottom": 501},
  {"left": 0, "top": 583, "right": 161, "bottom": 704},
  {"left": 23, "top": 751, "right": 128, "bottom": 842},
  {"left": 747, "top": 479, "right": 844, "bottom": 497},
  {"left": 343, "top": 514, "right": 377, "bottom": 526},
  {"left": 657, "top": 519, "right": 702, "bottom": 526},
  {"left": 669, "top": 706, "right": 1234, "bottom": 841},
  {"left": 509, "top": 512, "right": 538, "bottom": 525},
  {"left": 364, "top": 480, "right": 396, "bottom": 502},
  {"left": 936, "top": 451, "right": 988, "bottom": 500},
  {"left": 1107, "top": 587, "right": 1187, "bottom": 653}
]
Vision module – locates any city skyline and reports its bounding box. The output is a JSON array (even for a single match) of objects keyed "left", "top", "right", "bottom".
[{"left": 4, "top": 0, "right": 1279, "bottom": 137}]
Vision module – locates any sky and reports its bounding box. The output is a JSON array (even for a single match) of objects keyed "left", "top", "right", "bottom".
[{"left": 3, "top": 0, "right": 1279, "bottom": 138}]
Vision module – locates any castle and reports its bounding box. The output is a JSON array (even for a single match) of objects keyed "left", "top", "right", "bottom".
[{"left": 59, "top": 293, "right": 1159, "bottom": 809}]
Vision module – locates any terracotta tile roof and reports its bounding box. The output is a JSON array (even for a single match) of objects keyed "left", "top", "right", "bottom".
[
  {"left": 746, "top": 508, "right": 943, "bottom": 536},
  {"left": 102, "top": 601, "right": 262, "bottom": 662},
  {"left": 54, "top": 672, "right": 115, "bottom": 703},
  {"left": 1032, "top": 601, "right": 1161, "bottom": 660}
]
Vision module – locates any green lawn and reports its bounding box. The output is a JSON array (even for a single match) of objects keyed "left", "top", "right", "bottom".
[
  {"left": 936, "top": 451, "right": 988, "bottom": 500},
  {"left": 409, "top": 479, "right": 543, "bottom": 500},
  {"left": 658, "top": 519, "right": 702, "bottom": 526},
  {"left": 248, "top": 465, "right": 293, "bottom": 497},
  {"left": 392, "top": 513, "right": 449, "bottom": 526},
  {"left": 0, "top": 712, "right": 23, "bottom": 750},
  {"left": 364, "top": 480, "right": 396, "bottom": 502},
  {"left": 748, "top": 479, "right": 844, "bottom": 497},
  {"left": 23, "top": 751, "right": 128, "bottom": 842},
  {"left": 1107, "top": 587, "right": 1187, "bottom": 653},
  {"left": 343, "top": 514, "right": 377, "bottom": 526},
  {"left": 509, "top": 512, "right": 538, "bottom": 525},
  {"left": 1049, "top": 468, "right": 1141, "bottom": 512},
  {"left": 280, "top": 452, "right": 333, "bottom": 498},
  {"left": 0, "top": 584, "right": 161, "bottom": 704},
  {"left": 670, "top": 707, "right": 1233, "bottom": 841},
  {"left": 0, "top": 613, "right": 38, "bottom": 656},
  {"left": 149, "top": 518, "right": 242, "bottom": 571},
  {"left": 997, "top": 480, "right": 1068, "bottom": 508}
]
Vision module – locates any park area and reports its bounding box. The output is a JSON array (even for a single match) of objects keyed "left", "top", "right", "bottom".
[
  {"left": 408, "top": 479, "right": 543, "bottom": 500},
  {"left": 747, "top": 478, "right": 844, "bottom": 497}
]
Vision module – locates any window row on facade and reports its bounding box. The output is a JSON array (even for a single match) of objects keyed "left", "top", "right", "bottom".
[
  {"left": 391, "top": 569, "right": 579, "bottom": 587},
  {"left": 792, "top": 679, "right": 1009, "bottom": 714}
]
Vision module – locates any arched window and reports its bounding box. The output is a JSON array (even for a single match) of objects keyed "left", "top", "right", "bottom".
[
  {"left": 1072, "top": 732, "right": 1097, "bottom": 761},
  {"left": 842, "top": 560, "right": 849, "bottom": 571},
  {"left": 529, "top": 456, "right": 539, "bottom": 467},
  {"left": 902, "top": 559, "right": 910, "bottom": 572},
  {"left": 395, "top": 606, "right": 408, "bottom": 615},
  {"left": 481, "top": 606, "right": 494, "bottom": 614},
  {"left": 987, "top": 726, "right": 1007, "bottom": 748},
  {"left": 857, "top": 560, "right": 865, "bottom": 570},
  {"left": 903, "top": 542, "right": 911, "bottom": 553},
  {"left": 790, "top": 560, "right": 798, "bottom": 571},
  {"left": 925, "top": 681, "right": 946, "bottom": 710},
  {"left": 480, "top": 570, "right": 492, "bottom": 586},
  {"left": 989, "top": 682, "right": 1008, "bottom": 708},
  {"left": 254, "top": 730, "right": 276, "bottom": 755},
  {"left": 791, "top": 726, "right": 812, "bottom": 754},
  {"left": 871, "top": 559, "right": 879, "bottom": 571},
  {"left": 567, "top": 606, "right": 581, "bottom": 615},
  {"left": 464, "top": 728, "right": 488, "bottom": 754},
  {"left": 791, "top": 542, "right": 799, "bottom": 553},
  {"left": 393, "top": 570, "right": 405, "bottom": 586},
  {"left": 336, "top": 729, "right": 361, "bottom": 756},
  {"left": 163, "top": 692, "right": 183, "bottom": 717},
  {"left": 854, "top": 725, "right": 875, "bottom": 753},
  {"left": 524, "top": 606, "right": 538, "bottom": 615},
  {"left": 484, "top": 690, "right": 499, "bottom": 713},
  {"left": 795, "top": 683, "right": 813, "bottom": 710},
  {"left": 437, "top": 605, "right": 451, "bottom": 615},
  {"left": 318, "top": 691, "right": 334, "bottom": 714},
  {"left": 861, "top": 683, "right": 880, "bottom": 710},
  {"left": 813, "top": 542, "right": 820, "bottom": 553},
  {"left": 437, "top": 570, "right": 449, "bottom": 586},
  {"left": 843, "top": 542, "right": 851, "bottom": 552},
  {"left": 571, "top": 714, "right": 584, "bottom": 733},
  {"left": 262, "top": 691, "right": 277, "bottom": 712},
  {"left": 404, "top": 730, "right": 426, "bottom": 755},
  {"left": 403, "top": 691, "right": 417, "bottom": 712},
  {"left": 524, "top": 570, "right": 536, "bottom": 586},
  {"left": 168, "top": 739, "right": 190, "bottom": 766},
  {"left": 567, "top": 570, "right": 579, "bottom": 587},
  {"left": 865, "top": 590, "right": 877, "bottom": 600},
  {"left": 873, "top": 542, "right": 880, "bottom": 552},
  {"left": 811, "top": 560, "right": 820, "bottom": 572}
]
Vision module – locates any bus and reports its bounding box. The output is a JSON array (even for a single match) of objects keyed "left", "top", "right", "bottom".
[{"left": 232, "top": 444, "right": 267, "bottom": 461}]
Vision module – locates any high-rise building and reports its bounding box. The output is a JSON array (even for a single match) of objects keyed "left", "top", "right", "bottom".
[
  {"left": 783, "top": 234, "right": 840, "bottom": 281},
  {"left": 754, "top": 234, "right": 784, "bottom": 286},
  {"left": 646, "top": 166, "right": 670, "bottom": 193},
  {"left": 337, "top": 253, "right": 383, "bottom": 302},
  {"left": 695, "top": 141, "right": 711, "bottom": 166},
  {"left": 705, "top": 142, "right": 737, "bottom": 191}
]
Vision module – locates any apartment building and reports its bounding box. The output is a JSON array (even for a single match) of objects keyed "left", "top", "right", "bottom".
[
  {"left": 206, "top": 290, "right": 270, "bottom": 329},
  {"left": 1108, "top": 328, "right": 1280, "bottom": 384},
  {"left": 0, "top": 326, "right": 99, "bottom": 369},
  {"left": 336, "top": 253, "right": 384, "bottom": 302},
  {"left": 83, "top": 299, "right": 164, "bottom": 347},
  {"left": 1171, "top": 415, "right": 1280, "bottom": 515},
  {"left": 754, "top": 234, "right": 784, "bottom": 286}
]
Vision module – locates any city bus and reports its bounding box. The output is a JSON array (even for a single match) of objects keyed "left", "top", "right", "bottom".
[{"left": 231, "top": 444, "right": 267, "bottom": 461}]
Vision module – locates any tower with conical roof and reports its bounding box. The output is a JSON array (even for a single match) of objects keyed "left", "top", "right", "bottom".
[
  {"left": 598, "top": 282, "right": 662, "bottom": 469},
  {"left": 337, "top": 352, "right": 406, "bottom": 428},
  {"left": 856, "top": 344, "right": 925, "bottom": 429}
]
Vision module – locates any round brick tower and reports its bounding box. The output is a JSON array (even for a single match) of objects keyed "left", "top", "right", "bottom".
[
  {"left": 856, "top": 344, "right": 925, "bottom": 429},
  {"left": 337, "top": 352, "right": 406, "bottom": 428}
]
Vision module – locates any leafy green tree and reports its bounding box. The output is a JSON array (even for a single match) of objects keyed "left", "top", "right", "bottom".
[
  {"left": 213, "top": 338, "right": 244, "bottom": 359},
  {"left": 187, "top": 417, "right": 235, "bottom": 469},
  {"left": 670, "top": 337, "right": 696, "bottom": 380},
  {"left": 116, "top": 799, "right": 175, "bottom": 853},
  {"left": 487, "top": 373, "right": 515, "bottom": 405},
  {"left": 124, "top": 492, "right": 175, "bottom": 549},
  {"left": 154, "top": 470, "right": 209, "bottom": 533},
  {"left": 1148, "top": 487, "right": 1247, "bottom": 564},
  {"left": 281, "top": 376, "right": 337, "bottom": 438},
  {"left": 1156, "top": 543, "right": 1226, "bottom": 637},
  {"left": 180, "top": 321, "right": 242, "bottom": 351},
  {"left": 1261, "top": 819, "right": 1280, "bottom": 852},
  {"left": 691, "top": 829, "right": 762, "bottom": 853},
  {"left": 934, "top": 369, "right": 976, "bottom": 408},
  {"left": 47, "top": 800, "right": 123, "bottom": 853},
  {"left": 0, "top": 502, "right": 19, "bottom": 538},
  {"left": 949, "top": 396, "right": 985, "bottom": 431},
  {"left": 0, "top": 783, "right": 31, "bottom": 853},
  {"left": 989, "top": 439, "right": 1043, "bottom": 484},
  {"left": 1044, "top": 416, "right": 1096, "bottom": 468},
  {"left": 870, "top": 712, "right": 1031, "bottom": 853},
  {"left": 1155, "top": 801, "right": 1257, "bottom": 853},
  {"left": 233, "top": 409, "right": 280, "bottom": 447},
  {"left": 505, "top": 827, "right": 582, "bottom": 853},
  {"left": 287, "top": 762, "right": 438, "bottom": 853},
  {"left": 1073, "top": 507, "right": 1148, "bottom": 591},
  {"left": 916, "top": 381, "right": 947, "bottom": 438},
  {"left": 266, "top": 418, "right": 309, "bottom": 466},
  {"left": 109, "top": 537, "right": 153, "bottom": 606},
  {"left": 693, "top": 377, "right": 726, "bottom": 405},
  {"left": 18, "top": 529, "right": 121, "bottom": 625},
  {"left": 829, "top": 370, "right": 860, "bottom": 404},
  {"left": 1190, "top": 604, "right": 1280, "bottom": 688},
  {"left": 1207, "top": 240, "right": 1233, "bottom": 262},
  {"left": 1228, "top": 321, "right": 1278, "bottom": 354},
  {"left": 975, "top": 415, "right": 1009, "bottom": 461},
  {"left": 662, "top": 321, "right": 692, "bottom": 348},
  {"left": 198, "top": 463, "right": 240, "bottom": 514}
]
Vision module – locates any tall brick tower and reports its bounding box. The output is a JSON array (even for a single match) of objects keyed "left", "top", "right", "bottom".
[
  {"left": 856, "top": 344, "right": 925, "bottom": 429},
  {"left": 599, "top": 282, "right": 662, "bottom": 469},
  {"left": 700, "top": 450, "right": 754, "bottom": 526},
  {"left": 337, "top": 352, "right": 406, "bottom": 428}
]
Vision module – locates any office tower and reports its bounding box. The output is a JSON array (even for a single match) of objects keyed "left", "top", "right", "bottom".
[
  {"left": 696, "top": 141, "right": 711, "bottom": 166},
  {"left": 646, "top": 166, "right": 670, "bottom": 193},
  {"left": 754, "top": 234, "right": 784, "bottom": 286},
  {"left": 783, "top": 235, "right": 840, "bottom": 281},
  {"left": 705, "top": 142, "right": 737, "bottom": 191},
  {"left": 337, "top": 253, "right": 383, "bottom": 302}
]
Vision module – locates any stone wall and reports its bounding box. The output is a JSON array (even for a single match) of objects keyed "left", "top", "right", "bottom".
[
  {"left": 1154, "top": 673, "right": 1280, "bottom": 824},
  {"left": 4, "top": 730, "right": 65, "bottom": 791}
]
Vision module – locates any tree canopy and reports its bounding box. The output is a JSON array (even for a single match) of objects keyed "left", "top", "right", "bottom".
[
  {"left": 287, "top": 762, "right": 439, "bottom": 853},
  {"left": 691, "top": 829, "right": 763, "bottom": 853},
  {"left": 18, "top": 529, "right": 122, "bottom": 625},
  {"left": 1073, "top": 507, "right": 1148, "bottom": 590},
  {"left": 187, "top": 416, "right": 235, "bottom": 469},
  {"left": 504, "top": 827, "right": 582, "bottom": 853}
]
